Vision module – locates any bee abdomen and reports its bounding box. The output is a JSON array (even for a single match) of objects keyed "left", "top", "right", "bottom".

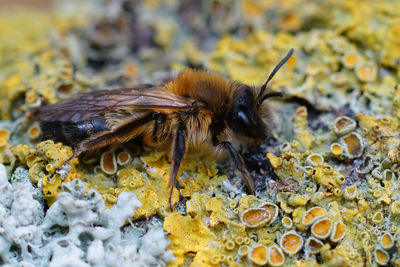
[{"left": 40, "top": 117, "right": 109, "bottom": 147}]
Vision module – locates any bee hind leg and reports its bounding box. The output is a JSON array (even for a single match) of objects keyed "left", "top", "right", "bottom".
[
  {"left": 168, "top": 127, "right": 186, "bottom": 211},
  {"left": 216, "top": 141, "right": 255, "bottom": 195},
  {"left": 54, "top": 146, "right": 86, "bottom": 179},
  {"left": 56, "top": 135, "right": 109, "bottom": 177}
]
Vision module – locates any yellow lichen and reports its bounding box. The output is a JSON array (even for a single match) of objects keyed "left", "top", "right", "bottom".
[
  {"left": 16, "top": 141, "right": 81, "bottom": 205},
  {"left": 164, "top": 213, "right": 217, "bottom": 266},
  {"left": 343, "top": 185, "right": 357, "bottom": 200},
  {"left": 288, "top": 194, "right": 310, "bottom": 207},
  {"left": 311, "top": 164, "right": 345, "bottom": 189},
  {"left": 114, "top": 168, "right": 169, "bottom": 217},
  {"left": 206, "top": 196, "right": 230, "bottom": 227},
  {"left": 2, "top": 2, "right": 400, "bottom": 266}
]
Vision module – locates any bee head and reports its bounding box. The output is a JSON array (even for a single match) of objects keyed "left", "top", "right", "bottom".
[
  {"left": 228, "top": 85, "right": 269, "bottom": 139},
  {"left": 228, "top": 49, "right": 294, "bottom": 140}
]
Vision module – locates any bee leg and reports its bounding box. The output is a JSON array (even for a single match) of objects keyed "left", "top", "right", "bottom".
[
  {"left": 168, "top": 127, "right": 186, "bottom": 211},
  {"left": 64, "top": 147, "right": 84, "bottom": 166},
  {"left": 216, "top": 141, "right": 255, "bottom": 195},
  {"left": 63, "top": 133, "right": 111, "bottom": 167}
]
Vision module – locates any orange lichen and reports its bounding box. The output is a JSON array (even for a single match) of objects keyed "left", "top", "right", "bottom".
[
  {"left": 302, "top": 207, "right": 327, "bottom": 226},
  {"left": 248, "top": 245, "right": 268, "bottom": 265},
  {"left": 280, "top": 231, "right": 303, "bottom": 255},
  {"left": 333, "top": 116, "right": 356, "bottom": 135},
  {"left": 225, "top": 240, "right": 235, "bottom": 250},
  {"left": 305, "top": 237, "right": 323, "bottom": 255},
  {"left": 380, "top": 233, "right": 394, "bottom": 250},
  {"left": 0, "top": 129, "right": 10, "bottom": 147},
  {"left": 94, "top": 166, "right": 103, "bottom": 174},
  {"left": 355, "top": 62, "right": 377, "bottom": 82},
  {"left": 330, "top": 143, "right": 343, "bottom": 156},
  {"left": 375, "top": 247, "right": 389, "bottom": 265},
  {"left": 372, "top": 211, "right": 383, "bottom": 223},
  {"left": 258, "top": 202, "right": 279, "bottom": 225},
  {"left": 268, "top": 244, "right": 285, "bottom": 266},
  {"left": 342, "top": 53, "right": 359, "bottom": 68},
  {"left": 240, "top": 208, "right": 271, "bottom": 228},
  {"left": 124, "top": 61, "right": 138, "bottom": 78},
  {"left": 306, "top": 154, "right": 324, "bottom": 166},
  {"left": 116, "top": 151, "right": 131, "bottom": 166},
  {"left": 311, "top": 218, "right": 332, "bottom": 239},
  {"left": 100, "top": 151, "right": 117, "bottom": 175},
  {"left": 210, "top": 255, "right": 220, "bottom": 264},
  {"left": 282, "top": 217, "right": 293, "bottom": 229},
  {"left": 330, "top": 221, "right": 346, "bottom": 242},
  {"left": 235, "top": 236, "right": 244, "bottom": 245},
  {"left": 383, "top": 169, "right": 394, "bottom": 180},
  {"left": 341, "top": 133, "right": 363, "bottom": 158},
  {"left": 28, "top": 125, "right": 41, "bottom": 140},
  {"left": 343, "top": 185, "right": 357, "bottom": 200},
  {"left": 238, "top": 245, "right": 249, "bottom": 257},
  {"left": 281, "top": 13, "right": 301, "bottom": 31}
]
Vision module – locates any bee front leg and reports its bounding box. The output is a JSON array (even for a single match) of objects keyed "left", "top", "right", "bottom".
[
  {"left": 168, "top": 127, "right": 186, "bottom": 211},
  {"left": 216, "top": 141, "right": 255, "bottom": 195}
]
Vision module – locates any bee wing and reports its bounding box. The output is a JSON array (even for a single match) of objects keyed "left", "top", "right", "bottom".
[{"left": 38, "top": 86, "right": 195, "bottom": 123}]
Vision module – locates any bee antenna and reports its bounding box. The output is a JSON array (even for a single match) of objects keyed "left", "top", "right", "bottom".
[
  {"left": 258, "top": 92, "right": 284, "bottom": 104},
  {"left": 257, "top": 48, "right": 294, "bottom": 107}
]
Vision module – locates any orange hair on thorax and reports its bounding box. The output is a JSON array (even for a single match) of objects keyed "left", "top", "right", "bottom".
[{"left": 164, "top": 69, "right": 233, "bottom": 112}]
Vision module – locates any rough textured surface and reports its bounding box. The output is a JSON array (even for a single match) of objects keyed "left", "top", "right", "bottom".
[
  {"left": 0, "top": 0, "right": 400, "bottom": 266},
  {"left": 0, "top": 165, "right": 174, "bottom": 266}
]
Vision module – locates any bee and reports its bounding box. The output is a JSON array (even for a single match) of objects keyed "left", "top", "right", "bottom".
[{"left": 38, "top": 49, "right": 294, "bottom": 209}]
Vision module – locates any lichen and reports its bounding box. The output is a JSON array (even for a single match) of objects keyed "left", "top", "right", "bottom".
[
  {"left": 0, "top": 165, "right": 175, "bottom": 266},
  {"left": 1, "top": 0, "right": 400, "bottom": 266}
]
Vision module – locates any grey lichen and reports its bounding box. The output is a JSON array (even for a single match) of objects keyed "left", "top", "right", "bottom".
[{"left": 0, "top": 164, "right": 175, "bottom": 266}]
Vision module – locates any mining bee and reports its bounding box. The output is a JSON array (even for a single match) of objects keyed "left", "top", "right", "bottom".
[{"left": 38, "top": 49, "right": 294, "bottom": 209}]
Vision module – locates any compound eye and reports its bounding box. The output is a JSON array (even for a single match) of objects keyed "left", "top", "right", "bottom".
[{"left": 237, "top": 110, "right": 250, "bottom": 126}]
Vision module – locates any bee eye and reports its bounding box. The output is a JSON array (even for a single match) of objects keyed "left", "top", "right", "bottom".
[{"left": 237, "top": 110, "right": 250, "bottom": 126}]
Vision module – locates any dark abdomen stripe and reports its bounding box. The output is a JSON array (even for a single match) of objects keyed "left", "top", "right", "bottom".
[{"left": 40, "top": 117, "right": 109, "bottom": 147}]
